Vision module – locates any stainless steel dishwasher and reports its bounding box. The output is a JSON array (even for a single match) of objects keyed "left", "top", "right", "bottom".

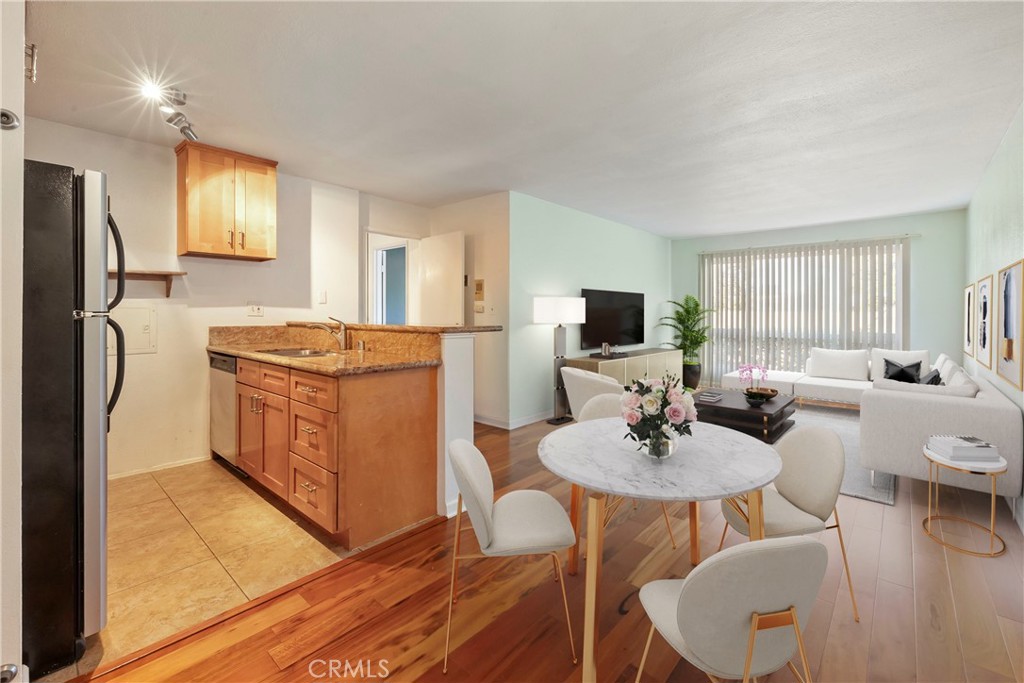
[{"left": 209, "top": 352, "right": 238, "bottom": 466}]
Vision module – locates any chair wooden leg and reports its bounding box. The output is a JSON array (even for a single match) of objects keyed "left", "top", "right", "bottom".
[
  {"left": 552, "top": 553, "right": 578, "bottom": 665},
  {"left": 832, "top": 506, "right": 860, "bottom": 623},
  {"left": 742, "top": 613, "right": 758, "bottom": 683},
  {"left": 442, "top": 495, "right": 463, "bottom": 674},
  {"left": 635, "top": 623, "right": 655, "bottom": 683},
  {"left": 717, "top": 522, "right": 729, "bottom": 553},
  {"left": 660, "top": 502, "right": 678, "bottom": 549}
]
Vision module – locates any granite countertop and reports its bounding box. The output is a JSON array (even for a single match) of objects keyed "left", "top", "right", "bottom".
[
  {"left": 285, "top": 321, "right": 503, "bottom": 334},
  {"left": 207, "top": 343, "right": 441, "bottom": 377}
]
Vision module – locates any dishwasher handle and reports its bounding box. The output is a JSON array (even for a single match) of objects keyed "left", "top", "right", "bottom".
[{"left": 209, "top": 353, "right": 237, "bottom": 374}]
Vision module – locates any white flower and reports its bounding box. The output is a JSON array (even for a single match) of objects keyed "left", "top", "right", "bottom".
[
  {"left": 641, "top": 394, "right": 662, "bottom": 415},
  {"left": 679, "top": 392, "right": 696, "bottom": 411}
]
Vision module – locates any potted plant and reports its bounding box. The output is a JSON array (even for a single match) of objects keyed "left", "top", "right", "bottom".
[
  {"left": 738, "top": 363, "right": 778, "bottom": 406},
  {"left": 659, "top": 295, "right": 712, "bottom": 390}
]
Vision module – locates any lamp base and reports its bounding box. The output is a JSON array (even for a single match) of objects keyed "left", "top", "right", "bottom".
[{"left": 546, "top": 416, "right": 574, "bottom": 426}]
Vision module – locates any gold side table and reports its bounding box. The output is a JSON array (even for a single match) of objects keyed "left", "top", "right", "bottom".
[{"left": 923, "top": 446, "right": 1007, "bottom": 558}]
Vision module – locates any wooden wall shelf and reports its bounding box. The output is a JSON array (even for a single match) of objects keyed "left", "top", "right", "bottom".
[{"left": 108, "top": 270, "right": 187, "bottom": 297}]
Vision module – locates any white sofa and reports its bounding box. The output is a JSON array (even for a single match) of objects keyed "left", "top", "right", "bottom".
[
  {"left": 560, "top": 366, "right": 622, "bottom": 417},
  {"left": 860, "top": 354, "right": 1024, "bottom": 498},
  {"left": 722, "top": 347, "right": 931, "bottom": 406}
]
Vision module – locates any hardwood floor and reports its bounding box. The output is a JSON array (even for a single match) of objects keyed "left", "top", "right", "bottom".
[{"left": 77, "top": 420, "right": 1024, "bottom": 683}]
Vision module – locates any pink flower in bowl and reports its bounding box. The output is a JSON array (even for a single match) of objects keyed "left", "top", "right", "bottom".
[
  {"left": 665, "top": 403, "right": 686, "bottom": 424},
  {"left": 621, "top": 391, "right": 641, "bottom": 410},
  {"left": 624, "top": 409, "right": 642, "bottom": 426}
]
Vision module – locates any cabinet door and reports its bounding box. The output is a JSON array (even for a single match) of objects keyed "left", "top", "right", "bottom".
[
  {"left": 625, "top": 356, "right": 648, "bottom": 383},
  {"left": 647, "top": 352, "right": 667, "bottom": 380},
  {"left": 599, "top": 359, "right": 626, "bottom": 385},
  {"left": 184, "top": 146, "right": 236, "bottom": 256},
  {"left": 259, "top": 392, "right": 289, "bottom": 499},
  {"left": 236, "top": 383, "right": 263, "bottom": 479},
  {"left": 234, "top": 160, "right": 277, "bottom": 260}
]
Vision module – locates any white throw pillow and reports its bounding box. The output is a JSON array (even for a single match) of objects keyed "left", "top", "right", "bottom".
[
  {"left": 872, "top": 377, "right": 979, "bottom": 398},
  {"left": 870, "top": 348, "right": 931, "bottom": 381},
  {"left": 933, "top": 353, "right": 950, "bottom": 370},
  {"left": 938, "top": 358, "right": 958, "bottom": 382},
  {"left": 946, "top": 369, "right": 981, "bottom": 396},
  {"left": 808, "top": 348, "right": 870, "bottom": 381}
]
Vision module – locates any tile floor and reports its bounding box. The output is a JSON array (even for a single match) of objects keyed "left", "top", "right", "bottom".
[{"left": 41, "top": 458, "right": 352, "bottom": 681}]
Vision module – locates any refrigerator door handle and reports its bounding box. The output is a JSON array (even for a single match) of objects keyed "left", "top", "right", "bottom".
[
  {"left": 106, "top": 317, "right": 125, "bottom": 425},
  {"left": 107, "top": 213, "right": 126, "bottom": 311}
]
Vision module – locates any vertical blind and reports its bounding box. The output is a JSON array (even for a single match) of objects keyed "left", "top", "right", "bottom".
[{"left": 698, "top": 237, "right": 908, "bottom": 386}]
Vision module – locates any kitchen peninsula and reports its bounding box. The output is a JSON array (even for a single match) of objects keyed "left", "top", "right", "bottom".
[{"left": 207, "top": 322, "right": 500, "bottom": 549}]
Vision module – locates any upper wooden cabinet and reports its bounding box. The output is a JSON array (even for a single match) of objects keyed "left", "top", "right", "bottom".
[{"left": 176, "top": 141, "right": 278, "bottom": 261}]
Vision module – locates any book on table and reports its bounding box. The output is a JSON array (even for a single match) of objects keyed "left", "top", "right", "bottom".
[
  {"left": 698, "top": 391, "right": 723, "bottom": 403},
  {"left": 927, "top": 435, "right": 1001, "bottom": 462}
]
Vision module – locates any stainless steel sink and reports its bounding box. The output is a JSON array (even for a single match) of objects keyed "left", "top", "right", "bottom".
[{"left": 259, "top": 348, "right": 337, "bottom": 358}]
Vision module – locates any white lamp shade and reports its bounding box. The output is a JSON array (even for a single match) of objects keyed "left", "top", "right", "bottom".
[{"left": 533, "top": 296, "right": 586, "bottom": 325}]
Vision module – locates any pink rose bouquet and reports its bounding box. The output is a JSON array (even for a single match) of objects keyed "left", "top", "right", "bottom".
[{"left": 620, "top": 373, "right": 697, "bottom": 458}]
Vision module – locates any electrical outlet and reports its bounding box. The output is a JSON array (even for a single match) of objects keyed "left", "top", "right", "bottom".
[{"left": 246, "top": 301, "right": 264, "bottom": 317}]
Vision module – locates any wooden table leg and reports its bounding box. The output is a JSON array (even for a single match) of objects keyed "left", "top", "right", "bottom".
[
  {"left": 688, "top": 501, "right": 701, "bottom": 565},
  {"left": 582, "top": 492, "right": 606, "bottom": 683},
  {"left": 748, "top": 489, "right": 765, "bottom": 541},
  {"left": 569, "top": 484, "right": 584, "bottom": 576}
]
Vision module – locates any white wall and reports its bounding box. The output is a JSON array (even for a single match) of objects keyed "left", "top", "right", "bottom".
[
  {"left": 24, "top": 117, "right": 414, "bottom": 477},
  {"left": 508, "top": 192, "right": 674, "bottom": 427},
  {"left": 430, "top": 193, "right": 510, "bottom": 426}
]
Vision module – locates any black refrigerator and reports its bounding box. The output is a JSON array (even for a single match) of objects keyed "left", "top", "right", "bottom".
[{"left": 22, "top": 159, "right": 127, "bottom": 675}]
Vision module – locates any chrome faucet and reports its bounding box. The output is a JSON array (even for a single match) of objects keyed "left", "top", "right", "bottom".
[{"left": 307, "top": 317, "right": 347, "bottom": 350}]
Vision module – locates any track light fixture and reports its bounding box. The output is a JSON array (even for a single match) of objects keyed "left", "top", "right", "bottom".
[{"left": 164, "top": 111, "right": 199, "bottom": 142}]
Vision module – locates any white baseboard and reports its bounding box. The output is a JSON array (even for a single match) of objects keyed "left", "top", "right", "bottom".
[
  {"left": 474, "top": 413, "right": 511, "bottom": 430},
  {"left": 445, "top": 496, "right": 460, "bottom": 518},
  {"left": 507, "top": 411, "right": 559, "bottom": 430},
  {"left": 108, "top": 455, "right": 212, "bottom": 480}
]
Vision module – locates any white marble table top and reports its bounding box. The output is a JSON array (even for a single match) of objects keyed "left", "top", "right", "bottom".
[
  {"left": 538, "top": 418, "right": 782, "bottom": 502},
  {"left": 923, "top": 447, "right": 1007, "bottom": 474}
]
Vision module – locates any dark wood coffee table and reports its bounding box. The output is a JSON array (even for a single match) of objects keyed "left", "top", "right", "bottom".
[{"left": 693, "top": 389, "right": 796, "bottom": 444}]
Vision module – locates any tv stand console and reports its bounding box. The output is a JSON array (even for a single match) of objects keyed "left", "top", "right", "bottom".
[{"left": 566, "top": 347, "right": 683, "bottom": 385}]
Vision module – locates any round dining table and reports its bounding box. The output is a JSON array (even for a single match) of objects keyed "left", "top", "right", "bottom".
[{"left": 538, "top": 418, "right": 783, "bottom": 683}]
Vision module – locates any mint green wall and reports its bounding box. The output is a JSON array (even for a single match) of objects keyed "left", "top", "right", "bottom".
[
  {"left": 671, "top": 209, "right": 967, "bottom": 360},
  {"left": 508, "top": 193, "right": 674, "bottom": 425},
  {"left": 965, "top": 105, "right": 1023, "bottom": 410}
]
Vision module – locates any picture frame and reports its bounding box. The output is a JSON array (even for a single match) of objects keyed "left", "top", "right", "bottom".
[
  {"left": 976, "top": 274, "right": 993, "bottom": 369},
  {"left": 996, "top": 260, "right": 1023, "bottom": 389},
  {"left": 963, "top": 283, "right": 975, "bottom": 358}
]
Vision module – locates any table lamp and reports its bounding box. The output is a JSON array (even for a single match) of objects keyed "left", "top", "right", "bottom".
[{"left": 534, "top": 296, "right": 586, "bottom": 424}]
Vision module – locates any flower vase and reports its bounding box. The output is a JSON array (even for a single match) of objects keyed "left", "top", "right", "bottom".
[{"left": 644, "top": 434, "right": 677, "bottom": 459}]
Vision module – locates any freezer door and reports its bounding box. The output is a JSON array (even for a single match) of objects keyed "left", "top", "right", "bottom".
[
  {"left": 80, "top": 314, "right": 107, "bottom": 636},
  {"left": 79, "top": 170, "right": 108, "bottom": 313}
]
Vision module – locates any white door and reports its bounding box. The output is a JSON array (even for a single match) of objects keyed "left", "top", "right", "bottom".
[
  {"left": 418, "top": 231, "right": 464, "bottom": 326},
  {"left": 0, "top": 0, "right": 26, "bottom": 680}
]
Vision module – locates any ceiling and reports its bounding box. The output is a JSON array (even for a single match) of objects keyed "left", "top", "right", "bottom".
[{"left": 25, "top": 2, "right": 1024, "bottom": 238}]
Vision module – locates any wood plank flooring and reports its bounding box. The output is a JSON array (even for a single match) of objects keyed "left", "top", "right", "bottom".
[{"left": 77, "top": 420, "right": 1024, "bottom": 683}]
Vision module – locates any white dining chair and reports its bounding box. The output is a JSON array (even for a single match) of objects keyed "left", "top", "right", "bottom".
[
  {"left": 635, "top": 536, "right": 827, "bottom": 683},
  {"left": 718, "top": 426, "right": 860, "bottom": 622},
  {"left": 443, "top": 439, "right": 577, "bottom": 673},
  {"left": 577, "top": 393, "right": 679, "bottom": 548},
  {"left": 561, "top": 366, "right": 622, "bottom": 417}
]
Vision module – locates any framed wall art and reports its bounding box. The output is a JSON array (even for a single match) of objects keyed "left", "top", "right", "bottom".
[
  {"left": 996, "top": 260, "right": 1022, "bottom": 388},
  {"left": 976, "top": 274, "right": 993, "bottom": 369},
  {"left": 963, "top": 283, "right": 974, "bottom": 358}
]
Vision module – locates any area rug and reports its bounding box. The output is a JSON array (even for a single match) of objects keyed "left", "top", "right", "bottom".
[{"left": 791, "top": 405, "right": 897, "bottom": 506}]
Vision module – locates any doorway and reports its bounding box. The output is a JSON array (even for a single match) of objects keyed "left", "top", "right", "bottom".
[{"left": 374, "top": 245, "right": 407, "bottom": 325}]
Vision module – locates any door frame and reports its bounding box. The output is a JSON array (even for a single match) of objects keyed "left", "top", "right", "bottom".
[
  {"left": 364, "top": 231, "right": 412, "bottom": 325},
  {"left": 1, "top": 0, "right": 26, "bottom": 678}
]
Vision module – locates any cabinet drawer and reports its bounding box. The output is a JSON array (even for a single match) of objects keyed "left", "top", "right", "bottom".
[
  {"left": 288, "top": 453, "right": 337, "bottom": 533},
  {"left": 290, "top": 401, "right": 338, "bottom": 472},
  {"left": 289, "top": 369, "right": 338, "bottom": 412},
  {"left": 259, "top": 363, "right": 290, "bottom": 396},
  {"left": 237, "top": 359, "right": 261, "bottom": 387}
]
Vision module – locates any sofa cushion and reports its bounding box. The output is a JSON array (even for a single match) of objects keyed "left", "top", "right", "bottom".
[
  {"left": 870, "top": 348, "right": 930, "bottom": 381},
  {"left": 933, "top": 353, "right": 950, "bottom": 370},
  {"left": 807, "top": 348, "right": 869, "bottom": 381},
  {"left": 938, "top": 358, "right": 959, "bottom": 382},
  {"left": 947, "top": 369, "right": 981, "bottom": 397},
  {"left": 883, "top": 359, "right": 922, "bottom": 383},
  {"left": 872, "top": 377, "right": 978, "bottom": 397},
  {"left": 794, "top": 376, "right": 871, "bottom": 404},
  {"left": 721, "top": 369, "right": 805, "bottom": 394}
]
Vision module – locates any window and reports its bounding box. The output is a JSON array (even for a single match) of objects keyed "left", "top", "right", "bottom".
[{"left": 699, "top": 237, "right": 908, "bottom": 386}]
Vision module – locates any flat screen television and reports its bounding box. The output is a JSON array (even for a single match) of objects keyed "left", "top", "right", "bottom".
[{"left": 581, "top": 289, "right": 645, "bottom": 349}]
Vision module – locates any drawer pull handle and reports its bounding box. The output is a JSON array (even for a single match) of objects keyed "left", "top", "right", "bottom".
[
  {"left": 300, "top": 426, "right": 318, "bottom": 435},
  {"left": 253, "top": 395, "right": 264, "bottom": 414},
  {"left": 299, "top": 481, "right": 318, "bottom": 493},
  {"left": 298, "top": 385, "right": 318, "bottom": 394}
]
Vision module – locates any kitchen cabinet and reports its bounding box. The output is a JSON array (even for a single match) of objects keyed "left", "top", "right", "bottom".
[
  {"left": 232, "top": 356, "right": 437, "bottom": 547},
  {"left": 176, "top": 142, "right": 278, "bottom": 261},
  {"left": 236, "top": 362, "right": 290, "bottom": 499}
]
